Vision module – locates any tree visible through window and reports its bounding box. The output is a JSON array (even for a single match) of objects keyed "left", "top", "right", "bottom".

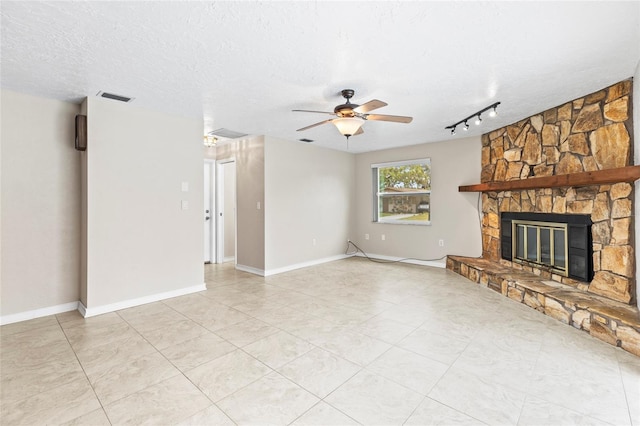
[{"left": 372, "top": 158, "right": 431, "bottom": 225}]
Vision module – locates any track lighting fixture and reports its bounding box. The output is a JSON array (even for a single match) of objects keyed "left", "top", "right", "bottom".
[{"left": 445, "top": 102, "right": 500, "bottom": 136}]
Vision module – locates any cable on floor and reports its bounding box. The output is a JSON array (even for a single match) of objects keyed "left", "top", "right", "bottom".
[{"left": 344, "top": 240, "right": 447, "bottom": 264}]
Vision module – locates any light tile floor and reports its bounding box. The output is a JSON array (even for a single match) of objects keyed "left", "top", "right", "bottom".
[{"left": 1, "top": 258, "right": 639, "bottom": 425}]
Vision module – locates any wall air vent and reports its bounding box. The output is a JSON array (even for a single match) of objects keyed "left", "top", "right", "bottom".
[
  {"left": 96, "top": 91, "right": 134, "bottom": 103},
  {"left": 299, "top": 138, "right": 314, "bottom": 143},
  {"left": 208, "top": 128, "right": 248, "bottom": 139}
]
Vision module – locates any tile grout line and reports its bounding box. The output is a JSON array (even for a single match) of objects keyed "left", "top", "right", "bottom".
[
  {"left": 109, "top": 307, "right": 239, "bottom": 424},
  {"left": 55, "top": 313, "right": 113, "bottom": 425}
]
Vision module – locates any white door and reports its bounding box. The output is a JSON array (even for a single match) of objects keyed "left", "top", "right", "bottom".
[
  {"left": 216, "top": 159, "right": 236, "bottom": 264},
  {"left": 203, "top": 161, "right": 214, "bottom": 263}
]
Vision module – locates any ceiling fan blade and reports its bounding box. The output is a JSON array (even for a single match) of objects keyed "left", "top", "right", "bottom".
[
  {"left": 292, "top": 109, "right": 336, "bottom": 115},
  {"left": 354, "top": 127, "right": 364, "bottom": 135},
  {"left": 297, "top": 119, "right": 334, "bottom": 131},
  {"left": 366, "top": 114, "right": 413, "bottom": 123},
  {"left": 353, "top": 100, "right": 387, "bottom": 114}
]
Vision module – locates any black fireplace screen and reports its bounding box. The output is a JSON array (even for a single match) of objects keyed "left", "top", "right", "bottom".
[{"left": 501, "top": 212, "right": 593, "bottom": 282}]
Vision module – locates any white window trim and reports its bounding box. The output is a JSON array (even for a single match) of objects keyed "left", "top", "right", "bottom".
[
  {"left": 372, "top": 158, "right": 431, "bottom": 226},
  {"left": 371, "top": 158, "right": 430, "bottom": 169}
]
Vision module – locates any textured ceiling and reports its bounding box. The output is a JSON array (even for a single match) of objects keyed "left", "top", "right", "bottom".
[{"left": 2, "top": 1, "right": 639, "bottom": 153}]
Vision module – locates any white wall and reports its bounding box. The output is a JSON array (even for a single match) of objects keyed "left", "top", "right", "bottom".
[
  {"left": 264, "top": 137, "right": 355, "bottom": 273},
  {"left": 216, "top": 137, "right": 265, "bottom": 272},
  {"left": 82, "top": 97, "right": 204, "bottom": 313},
  {"left": 354, "top": 136, "right": 482, "bottom": 264},
  {"left": 1, "top": 90, "right": 81, "bottom": 320}
]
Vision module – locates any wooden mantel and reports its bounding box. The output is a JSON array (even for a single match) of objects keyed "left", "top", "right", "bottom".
[{"left": 459, "top": 165, "right": 640, "bottom": 193}]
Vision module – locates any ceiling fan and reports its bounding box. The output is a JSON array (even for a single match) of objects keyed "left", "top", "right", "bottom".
[{"left": 293, "top": 89, "right": 413, "bottom": 139}]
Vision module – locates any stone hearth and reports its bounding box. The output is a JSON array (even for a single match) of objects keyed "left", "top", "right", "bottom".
[{"left": 447, "top": 255, "right": 640, "bottom": 356}]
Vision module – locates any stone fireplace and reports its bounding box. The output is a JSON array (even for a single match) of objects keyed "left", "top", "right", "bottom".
[
  {"left": 447, "top": 79, "right": 640, "bottom": 356},
  {"left": 481, "top": 80, "right": 635, "bottom": 304}
]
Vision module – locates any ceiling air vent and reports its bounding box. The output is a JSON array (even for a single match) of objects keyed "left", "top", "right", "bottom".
[
  {"left": 208, "top": 128, "right": 248, "bottom": 139},
  {"left": 299, "top": 138, "right": 314, "bottom": 143},
  {"left": 96, "top": 91, "right": 134, "bottom": 103}
]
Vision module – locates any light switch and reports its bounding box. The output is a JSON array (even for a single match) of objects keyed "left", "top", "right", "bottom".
[
  {"left": 181, "top": 182, "right": 189, "bottom": 192},
  {"left": 181, "top": 200, "right": 189, "bottom": 210},
  {"left": 257, "top": 201, "right": 261, "bottom": 210}
]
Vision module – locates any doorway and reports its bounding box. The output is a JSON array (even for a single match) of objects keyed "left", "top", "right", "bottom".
[{"left": 216, "top": 159, "right": 236, "bottom": 264}]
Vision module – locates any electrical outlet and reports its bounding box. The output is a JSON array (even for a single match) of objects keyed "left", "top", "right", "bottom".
[
  {"left": 381, "top": 234, "right": 386, "bottom": 241},
  {"left": 365, "top": 234, "right": 370, "bottom": 240},
  {"left": 439, "top": 239, "right": 444, "bottom": 247}
]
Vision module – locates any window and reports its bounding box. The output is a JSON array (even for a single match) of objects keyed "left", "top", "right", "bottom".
[{"left": 372, "top": 158, "right": 431, "bottom": 225}]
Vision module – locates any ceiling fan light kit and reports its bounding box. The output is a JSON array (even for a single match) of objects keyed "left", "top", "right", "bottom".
[
  {"left": 446, "top": 102, "right": 500, "bottom": 136},
  {"left": 293, "top": 89, "right": 413, "bottom": 141},
  {"left": 333, "top": 117, "right": 365, "bottom": 138}
]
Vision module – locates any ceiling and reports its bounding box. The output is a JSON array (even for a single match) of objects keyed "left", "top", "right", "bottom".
[{"left": 1, "top": 1, "right": 639, "bottom": 153}]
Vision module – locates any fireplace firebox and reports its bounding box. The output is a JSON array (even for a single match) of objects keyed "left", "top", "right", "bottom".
[{"left": 500, "top": 212, "right": 593, "bottom": 282}]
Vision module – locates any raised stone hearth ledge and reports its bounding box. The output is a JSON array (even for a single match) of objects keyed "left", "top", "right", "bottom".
[{"left": 447, "top": 255, "right": 640, "bottom": 357}]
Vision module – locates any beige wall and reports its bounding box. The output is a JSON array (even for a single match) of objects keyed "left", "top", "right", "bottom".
[
  {"left": 203, "top": 145, "right": 216, "bottom": 160},
  {"left": 1, "top": 90, "right": 81, "bottom": 318},
  {"left": 83, "top": 97, "right": 204, "bottom": 310},
  {"left": 354, "top": 137, "right": 482, "bottom": 263},
  {"left": 264, "top": 137, "right": 355, "bottom": 272},
  {"left": 216, "top": 137, "right": 265, "bottom": 272},
  {"left": 79, "top": 100, "right": 88, "bottom": 306},
  {"left": 223, "top": 161, "right": 236, "bottom": 260}
]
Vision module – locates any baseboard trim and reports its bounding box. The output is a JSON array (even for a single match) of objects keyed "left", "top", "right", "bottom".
[
  {"left": 0, "top": 301, "right": 79, "bottom": 326},
  {"left": 264, "top": 254, "right": 351, "bottom": 276},
  {"left": 78, "top": 302, "right": 87, "bottom": 318},
  {"left": 235, "top": 264, "right": 265, "bottom": 276},
  {"left": 223, "top": 256, "right": 235, "bottom": 263},
  {"left": 81, "top": 283, "right": 206, "bottom": 318},
  {"left": 354, "top": 252, "right": 446, "bottom": 269}
]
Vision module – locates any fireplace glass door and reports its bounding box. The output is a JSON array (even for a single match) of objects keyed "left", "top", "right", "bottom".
[{"left": 513, "top": 220, "right": 567, "bottom": 274}]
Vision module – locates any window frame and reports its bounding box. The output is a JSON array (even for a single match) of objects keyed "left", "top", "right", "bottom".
[{"left": 371, "top": 158, "right": 431, "bottom": 226}]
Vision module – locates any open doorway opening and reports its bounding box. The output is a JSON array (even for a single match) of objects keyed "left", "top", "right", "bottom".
[{"left": 216, "top": 159, "right": 236, "bottom": 264}]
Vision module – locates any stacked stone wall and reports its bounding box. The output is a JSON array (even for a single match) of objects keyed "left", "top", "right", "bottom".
[{"left": 481, "top": 80, "right": 635, "bottom": 304}]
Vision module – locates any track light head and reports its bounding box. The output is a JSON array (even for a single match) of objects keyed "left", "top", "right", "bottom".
[
  {"left": 489, "top": 106, "right": 497, "bottom": 117},
  {"left": 475, "top": 115, "right": 482, "bottom": 125},
  {"left": 463, "top": 121, "right": 469, "bottom": 131},
  {"left": 451, "top": 127, "right": 456, "bottom": 135}
]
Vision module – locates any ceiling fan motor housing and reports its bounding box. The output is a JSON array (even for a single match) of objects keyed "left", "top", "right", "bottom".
[{"left": 334, "top": 104, "right": 358, "bottom": 117}]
